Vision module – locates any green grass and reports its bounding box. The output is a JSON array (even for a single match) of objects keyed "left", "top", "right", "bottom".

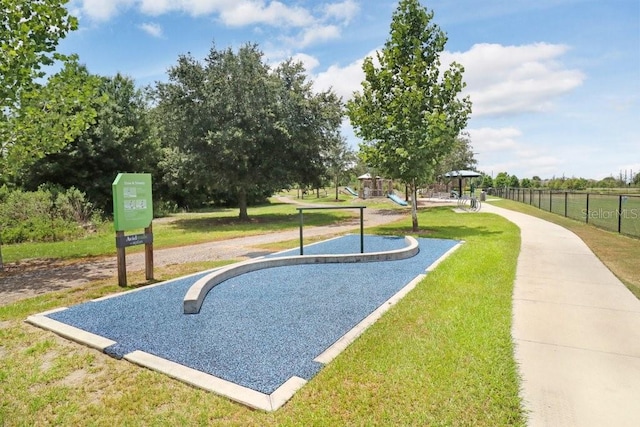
[
  {"left": 0, "top": 206, "right": 524, "bottom": 425},
  {"left": 1, "top": 202, "right": 354, "bottom": 264}
]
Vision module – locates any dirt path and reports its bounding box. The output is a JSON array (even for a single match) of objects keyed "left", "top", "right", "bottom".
[{"left": 0, "top": 202, "right": 408, "bottom": 306}]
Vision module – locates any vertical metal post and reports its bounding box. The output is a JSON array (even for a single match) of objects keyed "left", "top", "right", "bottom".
[
  {"left": 144, "top": 224, "right": 154, "bottom": 281},
  {"left": 618, "top": 195, "right": 623, "bottom": 234},
  {"left": 299, "top": 209, "right": 304, "bottom": 255},
  {"left": 116, "top": 230, "right": 127, "bottom": 287},
  {"left": 360, "top": 207, "right": 364, "bottom": 253},
  {"left": 565, "top": 192, "right": 568, "bottom": 217},
  {"left": 538, "top": 190, "right": 541, "bottom": 208},
  {"left": 586, "top": 193, "right": 590, "bottom": 223}
]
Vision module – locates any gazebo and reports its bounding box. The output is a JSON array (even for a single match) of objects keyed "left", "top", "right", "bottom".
[{"left": 443, "top": 170, "right": 481, "bottom": 197}]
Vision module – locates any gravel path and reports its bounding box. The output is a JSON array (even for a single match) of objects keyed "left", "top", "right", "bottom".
[{"left": 0, "top": 203, "right": 408, "bottom": 306}]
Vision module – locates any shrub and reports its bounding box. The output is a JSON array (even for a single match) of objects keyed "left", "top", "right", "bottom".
[{"left": 0, "top": 187, "right": 102, "bottom": 244}]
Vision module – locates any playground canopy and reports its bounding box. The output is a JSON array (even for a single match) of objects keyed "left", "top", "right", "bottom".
[{"left": 443, "top": 170, "right": 481, "bottom": 196}]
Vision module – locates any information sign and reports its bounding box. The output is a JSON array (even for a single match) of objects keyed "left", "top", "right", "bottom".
[{"left": 112, "top": 173, "right": 153, "bottom": 231}]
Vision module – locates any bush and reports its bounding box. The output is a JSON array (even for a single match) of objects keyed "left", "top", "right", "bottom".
[{"left": 0, "top": 187, "right": 103, "bottom": 244}]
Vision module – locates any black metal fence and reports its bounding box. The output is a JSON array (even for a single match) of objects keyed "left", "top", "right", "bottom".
[{"left": 491, "top": 188, "right": 640, "bottom": 238}]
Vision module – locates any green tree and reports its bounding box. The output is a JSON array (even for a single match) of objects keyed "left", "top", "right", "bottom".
[
  {"left": 521, "top": 178, "right": 532, "bottom": 188},
  {"left": 1, "top": 1, "right": 96, "bottom": 177},
  {"left": 155, "top": 43, "right": 342, "bottom": 220},
  {"left": 434, "top": 132, "right": 477, "bottom": 179},
  {"left": 480, "top": 174, "right": 494, "bottom": 188},
  {"left": 1, "top": 0, "right": 77, "bottom": 107},
  {"left": 494, "top": 172, "right": 510, "bottom": 188},
  {"left": 531, "top": 175, "right": 542, "bottom": 188},
  {"left": 19, "top": 74, "right": 158, "bottom": 213},
  {"left": 509, "top": 175, "right": 520, "bottom": 188},
  {"left": 273, "top": 59, "right": 344, "bottom": 192},
  {"left": 346, "top": 0, "right": 471, "bottom": 231},
  {"left": 325, "top": 136, "right": 356, "bottom": 200}
]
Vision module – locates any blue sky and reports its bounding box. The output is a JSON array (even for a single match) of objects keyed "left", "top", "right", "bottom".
[{"left": 59, "top": 0, "right": 639, "bottom": 180}]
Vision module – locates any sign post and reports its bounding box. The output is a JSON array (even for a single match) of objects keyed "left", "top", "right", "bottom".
[{"left": 112, "top": 173, "right": 154, "bottom": 286}]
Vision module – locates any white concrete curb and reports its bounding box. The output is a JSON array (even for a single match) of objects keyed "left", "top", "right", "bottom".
[{"left": 183, "top": 236, "right": 419, "bottom": 314}]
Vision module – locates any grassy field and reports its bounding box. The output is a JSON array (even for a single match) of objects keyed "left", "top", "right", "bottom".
[
  {"left": 1, "top": 202, "right": 356, "bottom": 264},
  {"left": 0, "top": 206, "right": 525, "bottom": 426},
  {"left": 490, "top": 198, "right": 640, "bottom": 299}
]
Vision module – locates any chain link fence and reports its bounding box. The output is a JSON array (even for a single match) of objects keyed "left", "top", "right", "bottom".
[{"left": 491, "top": 188, "right": 640, "bottom": 238}]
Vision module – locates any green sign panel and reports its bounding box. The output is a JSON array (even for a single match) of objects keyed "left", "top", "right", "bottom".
[{"left": 112, "top": 173, "right": 153, "bottom": 231}]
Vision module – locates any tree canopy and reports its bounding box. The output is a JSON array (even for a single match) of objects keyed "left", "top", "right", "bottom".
[
  {"left": 154, "top": 43, "right": 343, "bottom": 219},
  {"left": 20, "top": 73, "right": 159, "bottom": 213},
  {"left": 1, "top": 1, "right": 98, "bottom": 180},
  {"left": 347, "top": 0, "right": 471, "bottom": 230},
  {"left": 0, "top": 0, "right": 77, "bottom": 108}
]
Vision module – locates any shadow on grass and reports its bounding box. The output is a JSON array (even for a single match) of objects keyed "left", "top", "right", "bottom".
[
  {"left": 377, "top": 224, "right": 504, "bottom": 240},
  {"left": 169, "top": 211, "right": 352, "bottom": 233}
]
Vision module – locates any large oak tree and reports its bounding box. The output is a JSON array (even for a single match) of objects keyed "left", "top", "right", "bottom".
[{"left": 154, "top": 43, "right": 343, "bottom": 220}]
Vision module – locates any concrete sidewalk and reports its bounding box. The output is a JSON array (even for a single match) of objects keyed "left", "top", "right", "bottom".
[{"left": 483, "top": 204, "right": 640, "bottom": 426}]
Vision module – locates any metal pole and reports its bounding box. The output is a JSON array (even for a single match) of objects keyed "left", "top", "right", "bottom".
[
  {"left": 299, "top": 209, "right": 304, "bottom": 255},
  {"left": 144, "top": 223, "right": 154, "bottom": 281},
  {"left": 360, "top": 207, "right": 364, "bottom": 253},
  {"left": 618, "top": 195, "right": 623, "bottom": 234},
  {"left": 586, "top": 193, "right": 590, "bottom": 224},
  {"left": 116, "top": 230, "right": 127, "bottom": 287}
]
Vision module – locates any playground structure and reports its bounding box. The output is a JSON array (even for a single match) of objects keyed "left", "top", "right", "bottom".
[
  {"left": 357, "top": 173, "right": 394, "bottom": 199},
  {"left": 387, "top": 193, "right": 408, "bottom": 206},
  {"left": 352, "top": 173, "right": 409, "bottom": 206}
]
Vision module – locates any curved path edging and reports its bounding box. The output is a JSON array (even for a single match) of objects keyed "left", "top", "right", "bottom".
[{"left": 183, "top": 236, "right": 419, "bottom": 314}]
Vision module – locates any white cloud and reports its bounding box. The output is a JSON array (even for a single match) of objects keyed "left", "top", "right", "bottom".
[
  {"left": 74, "top": 0, "right": 135, "bottom": 21},
  {"left": 467, "top": 127, "right": 521, "bottom": 152},
  {"left": 139, "top": 22, "right": 163, "bottom": 38},
  {"left": 467, "top": 126, "right": 565, "bottom": 177},
  {"left": 138, "top": 0, "right": 175, "bottom": 16},
  {"left": 290, "top": 53, "right": 320, "bottom": 73},
  {"left": 219, "top": 1, "right": 315, "bottom": 27},
  {"left": 442, "top": 43, "right": 585, "bottom": 117},
  {"left": 312, "top": 51, "right": 374, "bottom": 100},
  {"left": 75, "top": 0, "right": 358, "bottom": 49},
  {"left": 296, "top": 25, "right": 341, "bottom": 48},
  {"left": 322, "top": 0, "right": 360, "bottom": 24}
]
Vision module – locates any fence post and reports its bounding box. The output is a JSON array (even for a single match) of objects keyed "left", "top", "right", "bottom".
[
  {"left": 538, "top": 190, "right": 541, "bottom": 208},
  {"left": 586, "top": 193, "right": 590, "bottom": 224},
  {"left": 618, "top": 195, "right": 623, "bottom": 234},
  {"left": 549, "top": 191, "right": 553, "bottom": 213},
  {"left": 565, "top": 192, "right": 568, "bottom": 217}
]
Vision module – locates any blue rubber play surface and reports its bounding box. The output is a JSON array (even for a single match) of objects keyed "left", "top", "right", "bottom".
[{"left": 45, "top": 235, "right": 459, "bottom": 395}]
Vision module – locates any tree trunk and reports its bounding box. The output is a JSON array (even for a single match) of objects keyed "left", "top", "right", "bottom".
[
  {"left": 411, "top": 180, "right": 419, "bottom": 232},
  {"left": 238, "top": 187, "right": 249, "bottom": 221},
  {"left": 335, "top": 174, "right": 339, "bottom": 201}
]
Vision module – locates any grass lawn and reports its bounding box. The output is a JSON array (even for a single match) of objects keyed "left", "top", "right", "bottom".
[
  {"left": 489, "top": 198, "right": 640, "bottom": 299},
  {"left": 1, "top": 202, "right": 355, "bottom": 264},
  {"left": 0, "top": 207, "right": 524, "bottom": 425}
]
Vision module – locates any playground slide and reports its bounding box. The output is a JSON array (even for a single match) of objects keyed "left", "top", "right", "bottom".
[
  {"left": 388, "top": 193, "right": 408, "bottom": 206},
  {"left": 344, "top": 186, "right": 358, "bottom": 196}
]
